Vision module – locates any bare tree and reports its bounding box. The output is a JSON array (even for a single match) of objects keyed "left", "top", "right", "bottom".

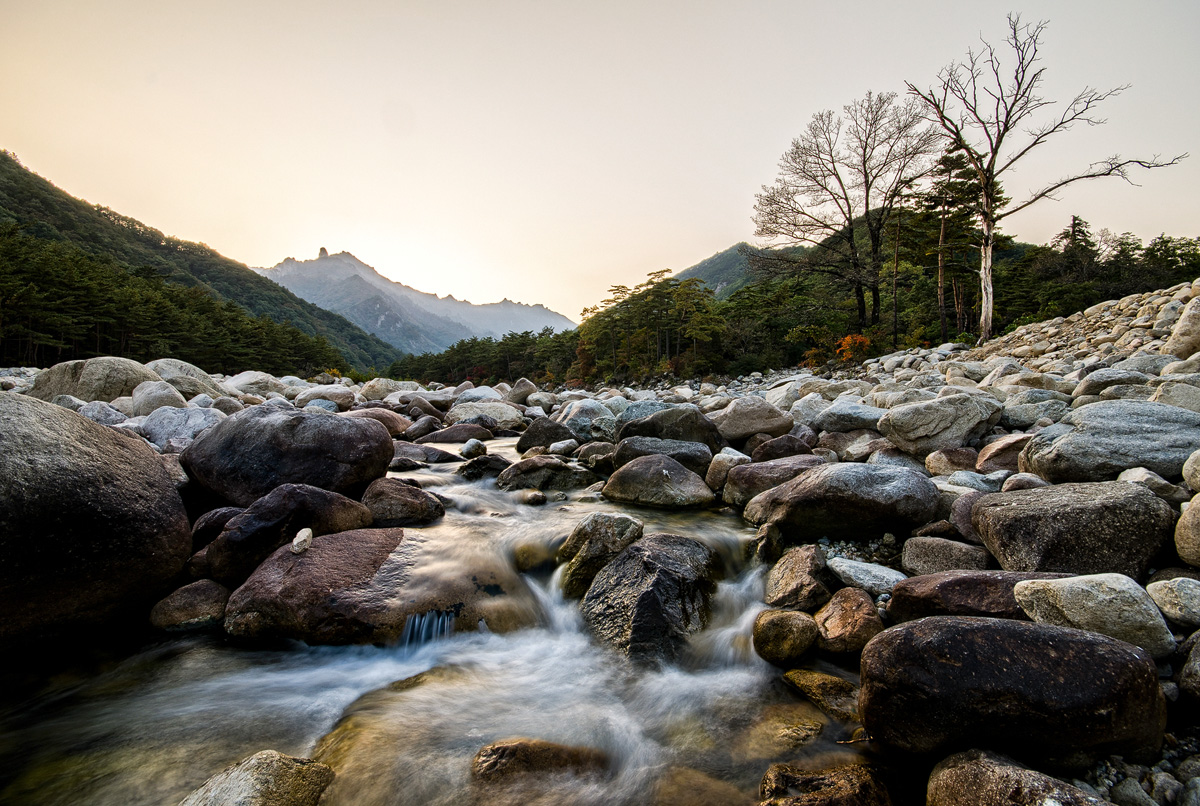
[
  {"left": 753, "top": 91, "right": 938, "bottom": 332},
  {"left": 907, "top": 14, "right": 1186, "bottom": 341}
]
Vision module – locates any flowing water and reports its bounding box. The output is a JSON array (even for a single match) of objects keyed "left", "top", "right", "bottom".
[{"left": 0, "top": 440, "right": 866, "bottom": 804}]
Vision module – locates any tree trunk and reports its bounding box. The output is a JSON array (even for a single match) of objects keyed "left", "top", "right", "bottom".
[
  {"left": 978, "top": 218, "right": 996, "bottom": 343},
  {"left": 870, "top": 284, "right": 881, "bottom": 326},
  {"left": 854, "top": 283, "right": 867, "bottom": 332},
  {"left": 937, "top": 209, "right": 948, "bottom": 343}
]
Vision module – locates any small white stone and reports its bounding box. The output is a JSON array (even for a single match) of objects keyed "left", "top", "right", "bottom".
[{"left": 290, "top": 528, "right": 313, "bottom": 554}]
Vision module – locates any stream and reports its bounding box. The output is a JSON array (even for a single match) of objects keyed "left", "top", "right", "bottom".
[{"left": 0, "top": 439, "right": 867, "bottom": 805}]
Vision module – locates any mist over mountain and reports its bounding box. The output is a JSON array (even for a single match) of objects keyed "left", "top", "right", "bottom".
[{"left": 255, "top": 250, "right": 576, "bottom": 355}]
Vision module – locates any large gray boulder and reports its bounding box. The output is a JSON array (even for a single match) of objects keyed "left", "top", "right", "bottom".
[
  {"left": 614, "top": 404, "right": 724, "bottom": 452},
  {"left": 225, "top": 370, "right": 287, "bottom": 398},
  {"left": 178, "top": 749, "right": 334, "bottom": 806},
  {"left": 27, "top": 356, "right": 162, "bottom": 402},
  {"left": 552, "top": 398, "right": 617, "bottom": 442},
  {"left": 1163, "top": 296, "right": 1200, "bottom": 359},
  {"left": 811, "top": 397, "right": 887, "bottom": 433},
  {"left": 1020, "top": 400, "right": 1200, "bottom": 482},
  {"left": 743, "top": 463, "right": 939, "bottom": 541},
  {"left": 601, "top": 454, "right": 715, "bottom": 509},
  {"left": 707, "top": 396, "right": 793, "bottom": 441},
  {"left": 878, "top": 393, "right": 1002, "bottom": 457},
  {"left": 927, "top": 750, "right": 1108, "bottom": 806},
  {"left": 859, "top": 616, "right": 1166, "bottom": 763},
  {"left": 145, "top": 358, "right": 224, "bottom": 399},
  {"left": 580, "top": 534, "right": 720, "bottom": 665},
  {"left": 0, "top": 394, "right": 191, "bottom": 647},
  {"left": 180, "top": 406, "right": 393, "bottom": 506},
  {"left": 722, "top": 454, "right": 825, "bottom": 509},
  {"left": 972, "top": 482, "right": 1175, "bottom": 578},
  {"left": 140, "top": 405, "right": 226, "bottom": 449},
  {"left": 611, "top": 436, "right": 713, "bottom": 478},
  {"left": 496, "top": 455, "right": 598, "bottom": 491},
  {"left": 445, "top": 401, "right": 523, "bottom": 430}
]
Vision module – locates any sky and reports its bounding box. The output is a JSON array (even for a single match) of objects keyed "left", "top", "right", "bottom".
[{"left": 2, "top": 1, "right": 1197, "bottom": 322}]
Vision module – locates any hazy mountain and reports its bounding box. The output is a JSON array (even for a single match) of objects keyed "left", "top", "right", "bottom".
[
  {"left": 256, "top": 250, "right": 576, "bottom": 355},
  {"left": 674, "top": 243, "right": 752, "bottom": 299}
]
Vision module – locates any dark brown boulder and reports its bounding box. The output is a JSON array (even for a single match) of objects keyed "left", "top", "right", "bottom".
[
  {"left": 751, "top": 434, "right": 812, "bottom": 463},
  {"left": 601, "top": 454, "right": 715, "bottom": 509},
  {"left": 580, "top": 534, "right": 720, "bottom": 665},
  {"left": 401, "top": 414, "right": 443, "bottom": 441},
  {"left": 612, "top": 436, "right": 713, "bottom": 478},
  {"left": 815, "top": 587, "right": 882, "bottom": 654},
  {"left": 515, "top": 417, "right": 577, "bottom": 453},
  {"left": 752, "top": 609, "right": 818, "bottom": 667},
  {"left": 764, "top": 545, "right": 837, "bottom": 611},
  {"left": 887, "top": 570, "right": 1070, "bottom": 623},
  {"left": 0, "top": 394, "right": 191, "bottom": 647},
  {"left": 782, "top": 669, "right": 859, "bottom": 722},
  {"left": 180, "top": 405, "right": 393, "bottom": 506},
  {"left": 470, "top": 738, "right": 608, "bottom": 783},
  {"left": 926, "top": 749, "right": 1107, "bottom": 805},
  {"left": 414, "top": 422, "right": 493, "bottom": 444},
  {"left": 759, "top": 763, "right": 892, "bottom": 806},
  {"left": 723, "top": 454, "right": 825, "bottom": 509},
  {"left": 361, "top": 478, "right": 445, "bottom": 527},
  {"left": 858, "top": 617, "right": 1166, "bottom": 763},
  {"left": 455, "top": 453, "right": 513, "bottom": 480},
  {"left": 190, "top": 506, "right": 244, "bottom": 551},
  {"left": 496, "top": 455, "right": 598, "bottom": 491},
  {"left": 149, "top": 579, "right": 230, "bottom": 631},
  {"left": 744, "top": 463, "right": 940, "bottom": 542},
  {"left": 341, "top": 407, "right": 412, "bottom": 436},
  {"left": 206, "top": 483, "right": 373, "bottom": 587},
  {"left": 972, "top": 482, "right": 1176, "bottom": 578}
]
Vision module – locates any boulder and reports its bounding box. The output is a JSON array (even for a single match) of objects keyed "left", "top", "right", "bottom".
[
  {"left": 77, "top": 399, "right": 128, "bottom": 425},
  {"left": 129, "top": 379, "right": 188, "bottom": 417},
  {"left": 723, "top": 454, "right": 825, "bottom": 509},
  {"left": 145, "top": 358, "right": 224, "bottom": 400},
  {"left": 811, "top": 398, "right": 887, "bottom": 433},
  {"left": 360, "top": 377, "right": 419, "bottom": 400},
  {"left": 140, "top": 405, "right": 226, "bottom": 449},
  {"left": 601, "top": 454, "right": 716, "bottom": 509},
  {"left": 743, "top": 463, "right": 940, "bottom": 541},
  {"left": 750, "top": 434, "right": 811, "bottom": 463},
  {"left": 580, "top": 534, "right": 720, "bottom": 665},
  {"left": 781, "top": 669, "right": 860, "bottom": 722},
  {"left": 0, "top": 394, "right": 191, "bottom": 646},
  {"left": 1175, "top": 496, "right": 1200, "bottom": 567},
  {"left": 414, "top": 423, "right": 493, "bottom": 444},
  {"left": 1013, "top": 573, "right": 1176, "bottom": 658},
  {"left": 972, "top": 482, "right": 1175, "bottom": 578},
  {"left": 1020, "top": 401, "right": 1200, "bottom": 482},
  {"left": 402, "top": 414, "right": 443, "bottom": 441},
  {"left": 26, "top": 356, "right": 162, "bottom": 402},
  {"left": 887, "top": 570, "right": 1069, "bottom": 623},
  {"left": 361, "top": 478, "right": 445, "bottom": 527},
  {"left": 515, "top": 417, "right": 577, "bottom": 452},
  {"left": 752, "top": 609, "right": 818, "bottom": 667},
  {"left": 445, "top": 401, "right": 524, "bottom": 430},
  {"left": 975, "top": 434, "right": 1033, "bottom": 474},
  {"left": 149, "top": 579, "right": 230, "bottom": 631},
  {"left": 190, "top": 506, "right": 245, "bottom": 551},
  {"left": 826, "top": 558, "right": 906, "bottom": 597},
  {"left": 925, "top": 447, "right": 979, "bottom": 476},
  {"left": 225, "top": 370, "right": 286, "bottom": 398},
  {"left": 858, "top": 616, "right": 1166, "bottom": 762},
  {"left": 877, "top": 393, "right": 1002, "bottom": 457},
  {"left": 180, "top": 406, "right": 393, "bottom": 506},
  {"left": 758, "top": 763, "right": 892, "bottom": 806},
  {"left": 551, "top": 398, "right": 617, "bottom": 442},
  {"left": 1072, "top": 367, "right": 1153, "bottom": 397},
  {"left": 612, "top": 436, "right": 713, "bottom": 478},
  {"left": 704, "top": 447, "right": 751, "bottom": 490},
  {"left": 293, "top": 385, "right": 356, "bottom": 411},
  {"left": 815, "top": 587, "right": 884, "bottom": 654},
  {"left": 708, "top": 396, "right": 793, "bottom": 441},
  {"left": 557, "top": 513, "right": 644, "bottom": 599},
  {"left": 764, "top": 545, "right": 836, "bottom": 611},
  {"left": 454, "top": 385, "right": 502, "bottom": 405},
  {"left": 470, "top": 737, "right": 608, "bottom": 783},
  {"left": 614, "top": 404, "right": 724, "bottom": 452},
  {"left": 1146, "top": 577, "right": 1200, "bottom": 627},
  {"left": 206, "top": 483, "right": 373, "bottom": 587},
  {"left": 340, "top": 408, "right": 412, "bottom": 437},
  {"left": 927, "top": 750, "right": 1108, "bottom": 806},
  {"left": 1163, "top": 296, "right": 1200, "bottom": 359},
  {"left": 456, "top": 454, "right": 512, "bottom": 480},
  {"left": 496, "top": 455, "right": 598, "bottom": 491},
  {"left": 178, "top": 749, "right": 334, "bottom": 806},
  {"left": 225, "top": 528, "right": 538, "bottom": 644},
  {"left": 505, "top": 378, "right": 538, "bottom": 405},
  {"left": 901, "top": 537, "right": 990, "bottom": 576}
]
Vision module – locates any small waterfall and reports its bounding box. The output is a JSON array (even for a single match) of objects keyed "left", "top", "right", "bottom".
[{"left": 399, "top": 611, "right": 456, "bottom": 650}]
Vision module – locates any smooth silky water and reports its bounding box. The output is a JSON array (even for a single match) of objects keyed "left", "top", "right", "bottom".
[{"left": 0, "top": 439, "right": 866, "bottom": 804}]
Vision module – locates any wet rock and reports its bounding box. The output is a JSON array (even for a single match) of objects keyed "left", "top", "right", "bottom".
[
  {"left": 1020, "top": 401, "right": 1200, "bottom": 482},
  {"left": 580, "top": 534, "right": 720, "bottom": 665},
  {"left": 557, "top": 513, "right": 645, "bottom": 599},
  {"left": 456, "top": 454, "right": 513, "bottom": 480},
  {"left": 0, "top": 394, "right": 191, "bottom": 647},
  {"left": 415, "top": 422, "right": 493, "bottom": 444},
  {"left": 27, "top": 356, "right": 162, "bottom": 402},
  {"left": 782, "top": 668, "right": 859, "bottom": 722},
  {"left": 751, "top": 434, "right": 812, "bottom": 463},
  {"left": 497, "top": 455, "right": 598, "bottom": 491},
  {"left": 1147, "top": 578, "right": 1200, "bottom": 627},
  {"left": 614, "top": 404, "right": 724, "bottom": 453},
  {"left": 815, "top": 587, "right": 883, "bottom": 654},
  {"left": 361, "top": 478, "right": 445, "bottom": 527},
  {"left": 758, "top": 763, "right": 892, "bottom": 806},
  {"left": 764, "top": 545, "right": 836, "bottom": 611},
  {"left": 708, "top": 396, "right": 793, "bottom": 441},
  {"left": 206, "top": 483, "right": 373, "bottom": 587},
  {"left": 859, "top": 616, "right": 1166, "bottom": 762},
  {"left": 340, "top": 407, "right": 412, "bottom": 437},
  {"left": 652, "top": 766, "right": 755, "bottom": 806},
  {"left": 515, "top": 417, "right": 577, "bottom": 453},
  {"left": 887, "top": 570, "right": 1070, "bottom": 623},
  {"left": 602, "top": 454, "right": 715, "bottom": 509},
  {"left": 225, "top": 528, "right": 538, "bottom": 644},
  {"left": 470, "top": 737, "right": 608, "bottom": 783},
  {"left": 131, "top": 379, "right": 188, "bottom": 416},
  {"left": 972, "top": 482, "right": 1175, "bottom": 578},
  {"left": 150, "top": 579, "right": 230, "bottom": 631},
  {"left": 753, "top": 609, "right": 818, "bottom": 667},
  {"left": 927, "top": 749, "right": 1107, "bottom": 805},
  {"left": 744, "top": 463, "right": 940, "bottom": 542},
  {"left": 612, "top": 436, "right": 713, "bottom": 478},
  {"left": 723, "top": 454, "right": 825, "bottom": 509},
  {"left": 878, "top": 393, "right": 1002, "bottom": 457},
  {"left": 1013, "top": 573, "right": 1176, "bottom": 658},
  {"left": 177, "top": 749, "right": 334, "bottom": 806},
  {"left": 181, "top": 406, "right": 392, "bottom": 506},
  {"left": 901, "top": 536, "right": 990, "bottom": 576}
]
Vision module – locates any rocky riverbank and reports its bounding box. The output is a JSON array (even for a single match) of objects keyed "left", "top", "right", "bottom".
[{"left": 7, "top": 280, "right": 1200, "bottom": 804}]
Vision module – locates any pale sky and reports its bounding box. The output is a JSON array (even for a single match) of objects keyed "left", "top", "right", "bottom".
[{"left": 2, "top": 1, "right": 1196, "bottom": 321}]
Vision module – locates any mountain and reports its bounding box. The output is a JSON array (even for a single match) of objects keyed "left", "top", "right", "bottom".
[
  {"left": 675, "top": 243, "right": 753, "bottom": 299},
  {"left": 255, "top": 251, "right": 576, "bottom": 355}
]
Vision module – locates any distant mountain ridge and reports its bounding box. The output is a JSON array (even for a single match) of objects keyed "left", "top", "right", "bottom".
[
  {"left": 255, "top": 251, "right": 575, "bottom": 355},
  {"left": 674, "top": 243, "right": 752, "bottom": 299}
]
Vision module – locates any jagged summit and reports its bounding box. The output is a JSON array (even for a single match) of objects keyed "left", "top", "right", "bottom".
[{"left": 255, "top": 251, "right": 575, "bottom": 356}]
